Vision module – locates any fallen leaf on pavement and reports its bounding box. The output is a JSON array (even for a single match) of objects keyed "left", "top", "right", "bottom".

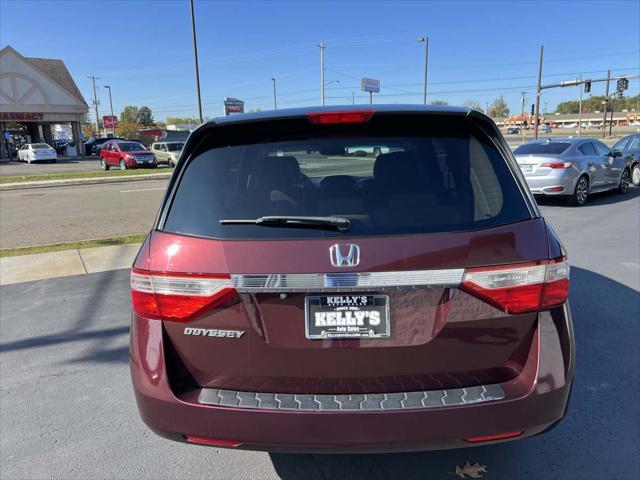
[{"left": 453, "top": 461, "right": 488, "bottom": 478}]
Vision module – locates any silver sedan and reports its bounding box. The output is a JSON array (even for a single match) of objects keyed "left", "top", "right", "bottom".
[{"left": 513, "top": 137, "right": 631, "bottom": 206}]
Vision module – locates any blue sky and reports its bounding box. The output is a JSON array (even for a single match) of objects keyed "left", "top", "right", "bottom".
[{"left": 1, "top": 0, "right": 639, "bottom": 121}]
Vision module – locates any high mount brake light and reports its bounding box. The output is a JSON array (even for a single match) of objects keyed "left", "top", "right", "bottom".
[
  {"left": 540, "top": 162, "right": 572, "bottom": 169},
  {"left": 307, "top": 110, "right": 374, "bottom": 124},
  {"left": 130, "top": 269, "right": 236, "bottom": 322},
  {"left": 460, "top": 258, "right": 569, "bottom": 314}
]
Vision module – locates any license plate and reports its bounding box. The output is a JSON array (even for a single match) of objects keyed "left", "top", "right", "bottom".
[
  {"left": 305, "top": 295, "right": 390, "bottom": 339},
  {"left": 521, "top": 164, "right": 533, "bottom": 173}
]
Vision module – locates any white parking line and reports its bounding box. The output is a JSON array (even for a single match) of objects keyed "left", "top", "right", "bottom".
[{"left": 120, "top": 187, "right": 166, "bottom": 193}]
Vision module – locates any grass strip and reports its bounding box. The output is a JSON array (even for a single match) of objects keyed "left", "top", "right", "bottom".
[
  {"left": 0, "top": 234, "right": 146, "bottom": 258},
  {"left": 0, "top": 168, "right": 171, "bottom": 184}
]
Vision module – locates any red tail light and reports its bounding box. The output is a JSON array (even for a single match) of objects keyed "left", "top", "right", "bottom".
[
  {"left": 540, "top": 162, "right": 572, "bottom": 169},
  {"left": 130, "top": 269, "right": 236, "bottom": 322},
  {"left": 307, "top": 110, "right": 374, "bottom": 124},
  {"left": 460, "top": 257, "right": 569, "bottom": 314},
  {"left": 184, "top": 436, "right": 242, "bottom": 447},
  {"left": 465, "top": 431, "right": 523, "bottom": 443}
]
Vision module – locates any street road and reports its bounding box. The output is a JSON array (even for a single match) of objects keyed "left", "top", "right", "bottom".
[
  {"left": 0, "top": 157, "right": 172, "bottom": 177},
  {"left": 1, "top": 190, "right": 638, "bottom": 479},
  {"left": 0, "top": 179, "right": 168, "bottom": 248}
]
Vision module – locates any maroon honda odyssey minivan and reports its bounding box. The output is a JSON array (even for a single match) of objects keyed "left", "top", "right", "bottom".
[{"left": 130, "top": 106, "right": 574, "bottom": 453}]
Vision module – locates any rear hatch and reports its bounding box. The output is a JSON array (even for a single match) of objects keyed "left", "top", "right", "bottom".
[{"left": 133, "top": 109, "right": 566, "bottom": 395}]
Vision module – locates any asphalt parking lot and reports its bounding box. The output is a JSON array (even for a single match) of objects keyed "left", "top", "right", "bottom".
[{"left": 1, "top": 189, "right": 639, "bottom": 479}]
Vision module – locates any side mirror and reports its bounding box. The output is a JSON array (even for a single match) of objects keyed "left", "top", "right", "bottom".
[{"left": 612, "top": 150, "right": 623, "bottom": 158}]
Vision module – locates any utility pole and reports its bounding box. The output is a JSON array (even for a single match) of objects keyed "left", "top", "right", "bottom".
[
  {"left": 609, "top": 95, "right": 615, "bottom": 137},
  {"left": 352, "top": 91, "right": 355, "bottom": 104},
  {"left": 586, "top": 93, "right": 592, "bottom": 131},
  {"left": 104, "top": 85, "right": 115, "bottom": 136},
  {"left": 520, "top": 91, "right": 526, "bottom": 143},
  {"left": 602, "top": 70, "right": 610, "bottom": 139},
  {"left": 418, "top": 37, "right": 429, "bottom": 104},
  {"left": 578, "top": 74, "right": 583, "bottom": 137},
  {"left": 271, "top": 77, "right": 277, "bottom": 110},
  {"left": 369, "top": 91, "right": 373, "bottom": 105},
  {"left": 88, "top": 75, "right": 100, "bottom": 137},
  {"left": 534, "top": 45, "right": 544, "bottom": 140},
  {"left": 318, "top": 42, "right": 326, "bottom": 106},
  {"left": 189, "top": 0, "right": 203, "bottom": 124}
]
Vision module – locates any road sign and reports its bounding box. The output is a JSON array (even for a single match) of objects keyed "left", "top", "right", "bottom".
[
  {"left": 224, "top": 97, "right": 245, "bottom": 116},
  {"left": 361, "top": 78, "right": 380, "bottom": 93},
  {"left": 103, "top": 115, "right": 118, "bottom": 129}
]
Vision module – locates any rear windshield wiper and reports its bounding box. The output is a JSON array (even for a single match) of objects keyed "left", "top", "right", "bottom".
[{"left": 219, "top": 215, "right": 351, "bottom": 232}]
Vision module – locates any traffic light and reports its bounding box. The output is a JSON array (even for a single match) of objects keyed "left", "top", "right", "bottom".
[
  {"left": 584, "top": 81, "right": 591, "bottom": 93},
  {"left": 531, "top": 104, "right": 535, "bottom": 116}
]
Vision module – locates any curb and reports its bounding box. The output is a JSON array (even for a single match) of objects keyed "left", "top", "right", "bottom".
[
  {"left": 0, "top": 243, "right": 141, "bottom": 286},
  {"left": 0, "top": 172, "right": 171, "bottom": 191}
]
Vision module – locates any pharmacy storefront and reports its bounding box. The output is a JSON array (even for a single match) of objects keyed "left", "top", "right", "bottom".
[{"left": 0, "top": 45, "right": 88, "bottom": 160}]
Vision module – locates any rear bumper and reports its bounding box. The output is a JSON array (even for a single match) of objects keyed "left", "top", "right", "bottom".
[
  {"left": 130, "top": 306, "right": 574, "bottom": 453},
  {"left": 524, "top": 171, "right": 578, "bottom": 196}
]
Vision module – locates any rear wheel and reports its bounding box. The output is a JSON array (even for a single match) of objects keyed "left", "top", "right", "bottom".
[
  {"left": 119, "top": 159, "right": 127, "bottom": 171},
  {"left": 632, "top": 164, "right": 640, "bottom": 186},
  {"left": 568, "top": 175, "right": 589, "bottom": 206},
  {"left": 101, "top": 158, "right": 110, "bottom": 171},
  {"left": 617, "top": 168, "right": 630, "bottom": 194}
]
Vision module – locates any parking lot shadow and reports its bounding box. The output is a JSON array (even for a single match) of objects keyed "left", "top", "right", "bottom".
[
  {"left": 0, "top": 269, "right": 131, "bottom": 364},
  {"left": 269, "top": 266, "right": 640, "bottom": 480}
]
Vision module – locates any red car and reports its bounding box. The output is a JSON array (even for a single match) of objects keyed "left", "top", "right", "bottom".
[
  {"left": 100, "top": 140, "right": 157, "bottom": 170},
  {"left": 130, "top": 106, "right": 574, "bottom": 453}
]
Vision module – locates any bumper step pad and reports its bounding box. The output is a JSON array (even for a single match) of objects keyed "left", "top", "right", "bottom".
[{"left": 198, "top": 384, "right": 505, "bottom": 411}]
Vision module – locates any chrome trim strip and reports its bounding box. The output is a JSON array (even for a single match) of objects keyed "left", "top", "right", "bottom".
[
  {"left": 198, "top": 384, "right": 506, "bottom": 411},
  {"left": 231, "top": 269, "right": 464, "bottom": 292}
]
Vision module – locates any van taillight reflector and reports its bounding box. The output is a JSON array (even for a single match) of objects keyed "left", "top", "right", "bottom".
[
  {"left": 307, "top": 110, "right": 374, "bottom": 124},
  {"left": 130, "top": 269, "right": 235, "bottom": 322},
  {"left": 184, "top": 435, "right": 242, "bottom": 447},
  {"left": 460, "top": 258, "right": 569, "bottom": 315},
  {"left": 465, "top": 431, "right": 523, "bottom": 443}
]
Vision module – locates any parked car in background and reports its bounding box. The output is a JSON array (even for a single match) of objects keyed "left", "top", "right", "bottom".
[
  {"left": 151, "top": 141, "right": 185, "bottom": 166},
  {"left": 130, "top": 106, "right": 573, "bottom": 453},
  {"left": 345, "top": 145, "right": 395, "bottom": 156},
  {"left": 612, "top": 134, "right": 640, "bottom": 186},
  {"left": 52, "top": 139, "right": 71, "bottom": 154},
  {"left": 99, "top": 140, "right": 156, "bottom": 170},
  {"left": 17, "top": 143, "right": 57, "bottom": 163},
  {"left": 84, "top": 137, "right": 123, "bottom": 155},
  {"left": 514, "top": 137, "right": 631, "bottom": 205},
  {"left": 538, "top": 125, "right": 552, "bottom": 134},
  {"left": 507, "top": 126, "right": 520, "bottom": 134}
]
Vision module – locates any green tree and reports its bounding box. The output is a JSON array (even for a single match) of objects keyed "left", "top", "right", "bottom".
[
  {"left": 81, "top": 123, "right": 97, "bottom": 140},
  {"left": 488, "top": 97, "right": 510, "bottom": 118},
  {"left": 138, "top": 106, "right": 154, "bottom": 126},
  {"left": 120, "top": 106, "right": 139, "bottom": 124},
  {"left": 430, "top": 100, "right": 448, "bottom": 106},
  {"left": 555, "top": 94, "right": 639, "bottom": 114},
  {"left": 463, "top": 100, "right": 484, "bottom": 112},
  {"left": 115, "top": 121, "right": 141, "bottom": 140},
  {"left": 165, "top": 116, "right": 199, "bottom": 125}
]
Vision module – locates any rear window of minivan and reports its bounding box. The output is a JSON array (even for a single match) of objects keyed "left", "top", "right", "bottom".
[{"left": 162, "top": 114, "right": 531, "bottom": 239}]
